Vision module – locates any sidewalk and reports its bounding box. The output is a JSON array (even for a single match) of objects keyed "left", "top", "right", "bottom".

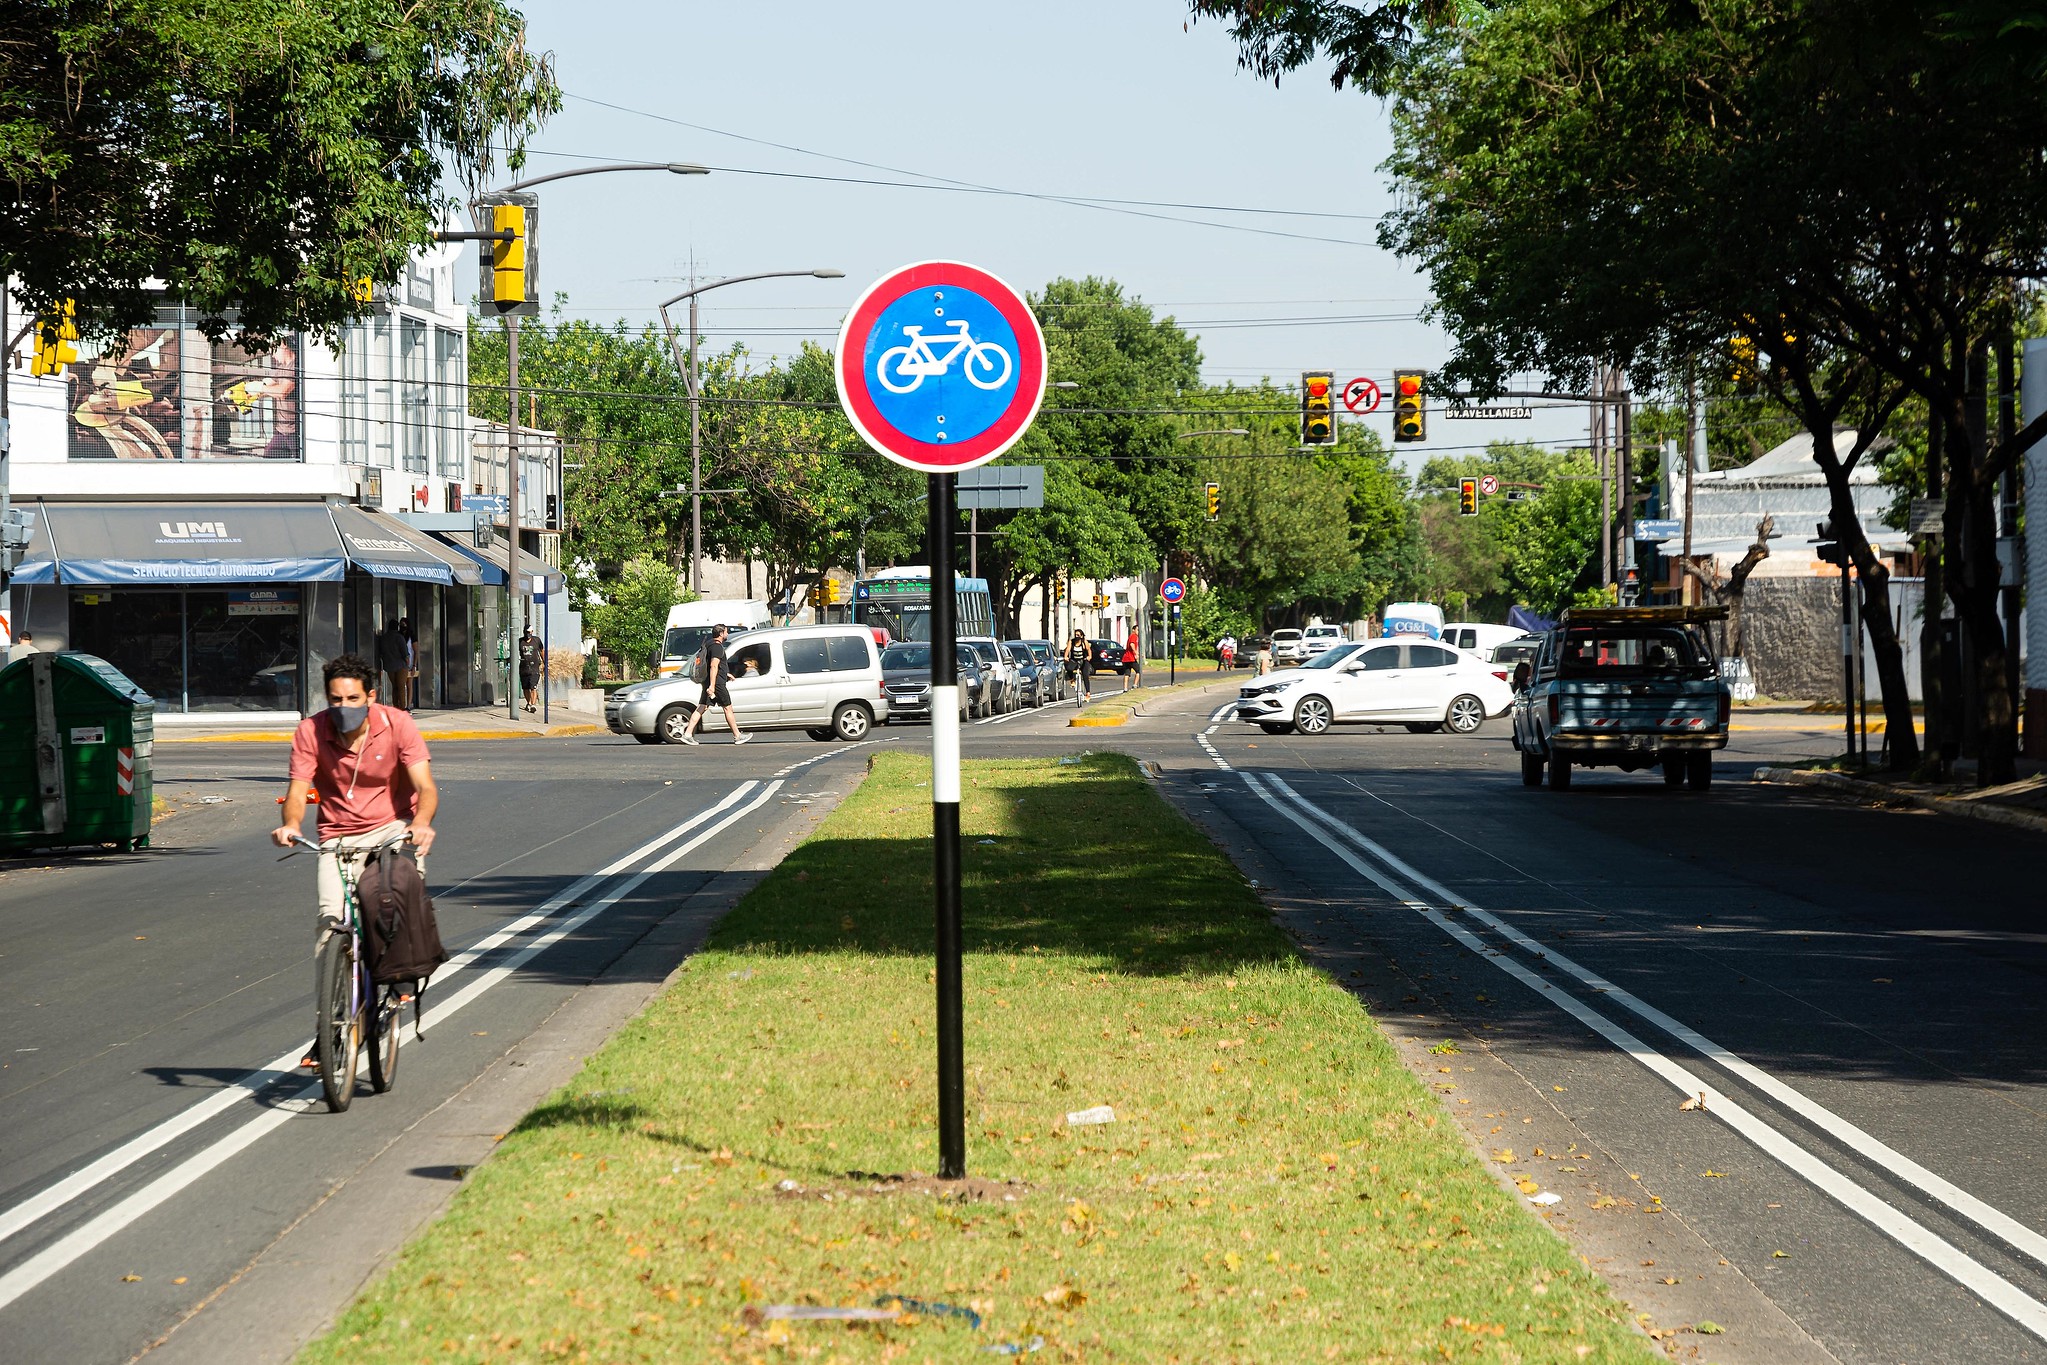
[
  {"left": 153, "top": 702, "right": 606, "bottom": 744},
  {"left": 1755, "top": 758, "right": 2047, "bottom": 835}
]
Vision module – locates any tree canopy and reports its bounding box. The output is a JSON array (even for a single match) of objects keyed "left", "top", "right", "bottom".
[{"left": 2, "top": 0, "right": 558, "bottom": 347}]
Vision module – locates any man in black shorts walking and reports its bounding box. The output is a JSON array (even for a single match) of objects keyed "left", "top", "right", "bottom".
[{"left": 678, "top": 622, "right": 750, "bottom": 745}]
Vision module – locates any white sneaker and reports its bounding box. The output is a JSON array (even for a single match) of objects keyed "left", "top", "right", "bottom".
[
  {"left": 677, "top": 733, "right": 699, "bottom": 746},
  {"left": 733, "top": 732, "right": 752, "bottom": 745}
]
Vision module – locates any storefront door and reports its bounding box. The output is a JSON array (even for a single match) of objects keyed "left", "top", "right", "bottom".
[{"left": 69, "top": 587, "right": 303, "bottom": 713}]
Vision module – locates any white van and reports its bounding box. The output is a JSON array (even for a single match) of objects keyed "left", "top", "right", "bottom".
[
  {"left": 609, "top": 624, "right": 888, "bottom": 744},
  {"left": 1380, "top": 602, "right": 1446, "bottom": 640},
  {"left": 657, "top": 599, "right": 773, "bottom": 677},
  {"left": 1441, "top": 622, "right": 1527, "bottom": 661}
]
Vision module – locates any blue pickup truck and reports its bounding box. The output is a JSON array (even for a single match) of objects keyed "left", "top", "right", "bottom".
[{"left": 1509, "top": 606, "right": 1732, "bottom": 791}]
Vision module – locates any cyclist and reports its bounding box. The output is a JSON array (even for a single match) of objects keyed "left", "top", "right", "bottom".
[{"left": 272, "top": 654, "right": 438, "bottom": 1055}]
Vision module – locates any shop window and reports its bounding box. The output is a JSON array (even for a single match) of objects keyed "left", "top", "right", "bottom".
[{"left": 68, "top": 588, "right": 302, "bottom": 713}]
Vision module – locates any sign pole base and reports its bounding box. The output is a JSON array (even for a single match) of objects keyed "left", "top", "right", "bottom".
[{"left": 929, "top": 471, "right": 966, "bottom": 1180}]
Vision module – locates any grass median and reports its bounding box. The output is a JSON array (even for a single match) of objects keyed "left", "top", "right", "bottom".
[{"left": 301, "top": 752, "right": 1649, "bottom": 1364}]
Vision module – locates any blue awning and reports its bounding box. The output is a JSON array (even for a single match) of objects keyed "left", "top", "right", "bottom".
[
  {"left": 330, "top": 505, "right": 482, "bottom": 585},
  {"left": 10, "top": 502, "right": 346, "bottom": 585},
  {"left": 427, "top": 533, "right": 509, "bottom": 587}
]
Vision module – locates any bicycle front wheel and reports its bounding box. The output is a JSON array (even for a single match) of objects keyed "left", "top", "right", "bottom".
[
  {"left": 314, "top": 935, "right": 361, "bottom": 1112},
  {"left": 367, "top": 984, "right": 401, "bottom": 1094}
]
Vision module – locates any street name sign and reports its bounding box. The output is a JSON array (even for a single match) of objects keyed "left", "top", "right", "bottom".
[
  {"left": 1634, "top": 519, "right": 1682, "bottom": 542},
  {"left": 835, "top": 261, "right": 1047, "bottom": 472},
  {"left": 1445, "top": 405, "right": 1534, "bottom": 420}
]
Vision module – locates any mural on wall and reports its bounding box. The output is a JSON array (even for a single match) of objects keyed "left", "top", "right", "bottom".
[{"left": 67, "top": 306, "right": 301, "bottom": 461}]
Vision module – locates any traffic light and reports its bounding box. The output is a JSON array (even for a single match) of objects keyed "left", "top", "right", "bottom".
[
  {"left": 29, "top": 300, "right": 78, "bottom": 377},
  {"left": 477, "top": 195, "right": 538, "bottom": 316},
  {"left": 1300, "top": 370, "right": 1336, "bottom": 446},
  {"left": 1054, "top": 578, "right": 1066, "bottom": 603},
  {"left": 1204, "top": 481, "right": 1221, "bottom": 521},
  {"left": 545, "top": 492, "right": 560, "bottom": 530},
  {"left": 1393, "top": 370, "right": 1426, "bottom": 443},
  {"left": 1459, "top": 477, "right": 1478, "bottom": 516},
  {"left": 1093, "top": 593, "right": 1108, "bottom": 610},
  {"left": 821, "top": 577, "right": 839, "bottom": 605},
  {"left": 1814, "top": 518, "right": 1849, "bottom": 567}
]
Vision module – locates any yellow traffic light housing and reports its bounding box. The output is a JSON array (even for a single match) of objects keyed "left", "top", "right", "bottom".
[
  {"left": 1393, "top": 370, "right": 1426, "bottom": 443},
  {"left": 477, "top": 194, "right": 539, "bottom": 316},
  {"left": 29, "top": 300, "right": 79, "bottom": 377},
  {"left": 1459, "top": 477, "right": 1479, "bottom": 516},
  {"left": 1204, "top": 481, "right": 1221, "bottom": 521},
  {"left": 1300, "top": 370, "right": 1336, "bottom": 446}
]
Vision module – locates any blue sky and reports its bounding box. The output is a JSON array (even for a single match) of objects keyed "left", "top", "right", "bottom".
[{"left": 496, "top": 1, "right": 1593, "bottom": 466}]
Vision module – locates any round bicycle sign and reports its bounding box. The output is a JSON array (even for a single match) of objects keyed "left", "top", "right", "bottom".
[
  {"left": 835, "top": 260, "right": 1048, "bottom": 473},
  {"left": 1160, "top": 577, "right": 1187, "bottom": 604}
]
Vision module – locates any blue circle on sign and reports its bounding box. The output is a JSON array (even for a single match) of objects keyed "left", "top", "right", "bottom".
[
  {"left": 1160, "top": 578, "right": 1186, "bottom": 603},
  {"left": 862, "top": 286, "right": 1020, "bottom": 446}
]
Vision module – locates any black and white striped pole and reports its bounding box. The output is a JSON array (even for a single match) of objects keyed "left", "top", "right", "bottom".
[
  {"left": 927, "top": 471, "right": 966, "bottom": 1177},
  {"left": 835, "top": 261, "right": 1047, "bottom": 1182}
]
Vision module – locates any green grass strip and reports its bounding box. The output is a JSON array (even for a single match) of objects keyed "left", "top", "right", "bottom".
[
  {"left": 300, "top": 752, "right": 1651, "bottom": 1363},
  {"left": 1073, "top": 674, "right": 1236, "bottom": 723}
]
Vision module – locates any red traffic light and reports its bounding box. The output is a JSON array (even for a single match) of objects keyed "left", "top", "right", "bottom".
[
  {"left": 1304, "top": 375, "right": 1331, "bottom": 398},
  {"left": 1396, "top": 373, "right": 1422, "bottom": 397}
]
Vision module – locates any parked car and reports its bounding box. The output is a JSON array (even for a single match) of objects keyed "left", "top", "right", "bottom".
[
  {"left": 1490, "top": 633, "right": 1546, "bottom": 681},
  {"left": 1510, "top": 606, "right": 1731, "bottom": 789},
  {"left": 1269, "top": 628, "right": 1308, "bottom": 666},
  {"left": 1006, "top": 641, "right": 1051, "bottom": 707},
  {"left": 1015, "top": 639, "right": 1065, "bottom": 700},
  {"left": 1302, "top": 623, "right": 1347, "bottom": 657},
  {"left": 961, "top": 637, "right": 1021, "bottom": 713},
  {"left": 606, "top": 624, "right": 887, "bottom": 744},
  {"left": 1442, "top": 621, "right": 1528, "bottom": 661},
  {"left": 1235, "top": 638, "right": 1513, "bottom": 736},
  {"left": 879, "top": 641, "right": 981, "bottom": 723},
  {"left": 1089, "top": 638, "right": 1128, "bottom": 677}
]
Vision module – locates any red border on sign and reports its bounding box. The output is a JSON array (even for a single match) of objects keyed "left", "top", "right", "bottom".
[
  {"left": 1161, "top": 577, "right": 1186, "bottom": 601},
  {"left": 834, "top": 260, "right": 1047, "bottom": 472}
]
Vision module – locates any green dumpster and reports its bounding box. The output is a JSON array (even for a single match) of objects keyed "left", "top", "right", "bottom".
[{"left": 0, "top": 652, "right": 156, "bottom": 853}]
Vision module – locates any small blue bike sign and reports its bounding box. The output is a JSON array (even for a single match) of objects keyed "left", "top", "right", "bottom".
[{"left": 836, "top": 261, "right": 1047, "bottom": 473}]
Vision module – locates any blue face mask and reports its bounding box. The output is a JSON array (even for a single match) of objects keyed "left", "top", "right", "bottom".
[{"left": 328, "top": 702, "right": 371, "bottom": 734}]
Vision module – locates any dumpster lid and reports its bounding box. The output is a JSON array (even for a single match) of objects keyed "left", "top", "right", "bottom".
[
  {"left": 7, "top": 502, "right": 346, "bottom": 585},
  {"left": 0, "top": 651, "right": 155, "bottom": 705}
]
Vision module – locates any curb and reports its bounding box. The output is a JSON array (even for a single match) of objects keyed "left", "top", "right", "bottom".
[
  {"left": 1754, "top": 766, "right": 2047, "bottom": 836},
  {"left": 157, "top": 723, "right": 604, "bottom": 744},
  {"left": 1069, "top": 714, "right": 1131, "bottom": 728},
  {"left": 1069, "top": 680, "right": 1237, "bottom": 728}
]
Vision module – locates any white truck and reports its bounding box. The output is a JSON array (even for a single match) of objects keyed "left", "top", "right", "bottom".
[{"left": 655, "top": 599, "right": 773, "bottom": 677}]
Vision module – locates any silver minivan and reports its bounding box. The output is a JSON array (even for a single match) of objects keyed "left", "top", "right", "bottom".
[{"left": 605, "top": 624, "right": 889, "bottom": 744}]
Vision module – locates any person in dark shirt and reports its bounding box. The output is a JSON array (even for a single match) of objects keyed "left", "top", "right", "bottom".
[{"left": 678, "top": 623, "right": 750, "bottom": 745}]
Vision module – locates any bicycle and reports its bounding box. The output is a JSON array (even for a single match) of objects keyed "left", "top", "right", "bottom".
[
  {"left": 280, "top": 829, "right": 408, "bottom": 1112},
  {"left": 875, "top": 319, "right": 1013, "bottom": 394}
]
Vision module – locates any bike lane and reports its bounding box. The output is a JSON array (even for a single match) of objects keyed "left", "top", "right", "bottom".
[{"left": 0, "top": 731, "right": 871, "bottom": 1364}]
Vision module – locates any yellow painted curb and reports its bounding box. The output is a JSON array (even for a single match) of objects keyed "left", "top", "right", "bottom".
[{"left": 1069, "top": 715, "right": 1131, "bottom": 728}]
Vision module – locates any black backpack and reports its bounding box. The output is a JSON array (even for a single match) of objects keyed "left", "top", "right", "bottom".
[{"left": 356, "top": 846, "right": 448, "bottom": 1034}]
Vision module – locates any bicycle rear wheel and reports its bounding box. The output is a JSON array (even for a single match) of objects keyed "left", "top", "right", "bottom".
[
  {"left": 314, "top": 935, "right": 361, "bottom": 1112},
  {"left": 367, "top": 984, "right": 401, "bottom": 1093}
]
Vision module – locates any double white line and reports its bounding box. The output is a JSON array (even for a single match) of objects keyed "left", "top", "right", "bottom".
[
  {"left": 0, "top": 779, "right": 782, "bottom": 1313},
  {"left": 1239, "top": 769, "right": 2047, "bottom": 1342}
]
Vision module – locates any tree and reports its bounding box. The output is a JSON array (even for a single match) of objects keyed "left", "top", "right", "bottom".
[
  {"left": 2, "top": 0, "right": 558, "bottom": 348},
  {"left": 1195, "top": 455, "right": 1356, "bottom": 624},
  {"left": 582, "top": 557, "right": 685, "bottom": 681}
]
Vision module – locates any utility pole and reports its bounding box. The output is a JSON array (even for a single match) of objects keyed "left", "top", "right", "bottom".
[
  {"left": 504, "top": 316, "right": 523, "bottom": 719},
  {"left": 1682, "top": 377, "right": 1700, "bottom": 601}
]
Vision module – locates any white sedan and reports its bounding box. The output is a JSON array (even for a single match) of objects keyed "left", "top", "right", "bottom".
[{"left": 1234, "top": 639, "right": 1514, "bottom": 736}]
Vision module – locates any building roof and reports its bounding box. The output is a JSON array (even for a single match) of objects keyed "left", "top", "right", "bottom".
[{"left": 1697, "top": 430, "right": 1888, "bottom": 486}]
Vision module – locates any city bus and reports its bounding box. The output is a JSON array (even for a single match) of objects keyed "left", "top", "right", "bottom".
[{"left": 854, "top": 567, "right": 993, "bottom": 642}]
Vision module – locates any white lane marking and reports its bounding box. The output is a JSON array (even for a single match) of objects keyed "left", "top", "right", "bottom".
[
  {"left": 973, "top": 704, "right": 1041, "bottom": 727},
  {"left": 1261, "top": 772, "right": 2047, "bottom": 1277},
  {"left": 772, "top": 740, "right": 870, "bottom": 780},
  {"left": 0, "top": 782, "right": 762, "bottom": 1254},
  {"left": 0, "top": 780, "right": 785, "bottom": 1314},
  {"left": 1239, "top": 772, "right": 2047, "bottom": 1342}
]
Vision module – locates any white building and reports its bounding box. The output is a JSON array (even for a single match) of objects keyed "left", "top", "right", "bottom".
[{"left": 3, "top": 253, "right": 556, "bottom": 719}]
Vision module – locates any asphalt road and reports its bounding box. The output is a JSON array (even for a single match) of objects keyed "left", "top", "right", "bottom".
[
  {"left": 0, "top": 725, "right": 897, "bottom": 1363},
  {"left": 5, "top": 684, "right": 2039, "bottom": 1365}
]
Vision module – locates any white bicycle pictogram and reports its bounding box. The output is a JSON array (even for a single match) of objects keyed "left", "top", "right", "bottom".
[{"left": 875, "top": 319, "right": 1013, "bottom": 394}]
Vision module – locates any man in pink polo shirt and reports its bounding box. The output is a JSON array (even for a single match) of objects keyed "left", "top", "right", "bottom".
[{"left": 272, "top": 653, "right": 439, "bottom": 947}]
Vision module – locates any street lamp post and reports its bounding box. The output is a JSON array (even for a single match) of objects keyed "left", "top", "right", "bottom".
[
  {"left": 657, "top": 269, "right": 844, "bottom": 596},
  {"left": 475, "top": 161, "right": 708, "bottom": 719}
]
